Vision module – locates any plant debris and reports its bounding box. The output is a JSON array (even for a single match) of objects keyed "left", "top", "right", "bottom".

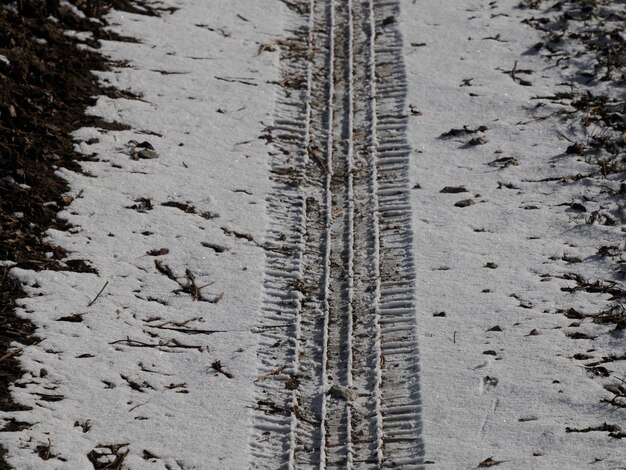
[
  {"left": 477, "top": 456, "right": 507, "bottom": 467},
  {"left": 439, "top": 125, "right": 488, "bottom": 138},
  {"left": 211, "top": 360, "right": 234, "bottom": 379}
]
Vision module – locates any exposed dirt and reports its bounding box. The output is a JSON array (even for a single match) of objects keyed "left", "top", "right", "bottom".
[{"left": 0, "top": 1, "right": 164, "bottom": 468}]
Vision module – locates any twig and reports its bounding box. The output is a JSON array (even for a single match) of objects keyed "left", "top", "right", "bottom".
[
  {"left": 150, "top": 317, "right": 202, "bottom": 328},
  {"left": 0, "top": 266, "right": 8, "bottom": 287},
  {"left": 87, "top": 281, "right": 109, "bottom": 307},
  {"left": 221, "top": 226, "right": 254, "bottom": 242},
  {"left": 184, "top": 269, "right": 205, "bottom": 301},
  {"left": 207, "top": 292, "right": 224, "bottom": 304},
  {"left": 254, "top": 365, "right": 287, "bottom": 383},
  {"left": 42, "top": 439, "right": 52, "bottom": 460},
  {"left": 109, "top": 337, "right": 159, "bottom": 347},
  {"left": 212, "top": 360, "right": 234, "bottom": 378},
  {"left": 215, "top": 76, "right": 257, "bottom": 86},
  {"left": 154, "top": 260, "right": 177, "bottom": 281},
  {"left": 148, "top": 326, "right": 226, "bottom": 335},
  {"left": 0, "top": 348, "right": 23, "bottom": 362},
  {"left": 155, "top": 262, "right": 222, "bottom": 302},
  {"left": 221, "top": 226, "right": 289, "bottom": 255},
  {"left": 109, "top": 337, "right": 204, "bottom": 351},
  {"left": 128, "top": 402, "right": 147, "bottom": 412}
]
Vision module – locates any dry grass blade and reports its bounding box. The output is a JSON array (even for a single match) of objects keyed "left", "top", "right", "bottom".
[
  {"left": 87, "top": 281, "right": 109, "bottom": 307},
  {"left": 0, "top": 348, "right": 23, "bottom": 362},
  {"left": 154, "top": 260, "right": 177, "bottom": 282},
  {"left": 254, "top": 365, "right": 287, "bottom": 383}
]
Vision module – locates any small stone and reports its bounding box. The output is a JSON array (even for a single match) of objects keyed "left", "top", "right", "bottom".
[
  {"left": 519, "top": 416, "right": 538, "bottom": 422},
  {"left": 136, "top": 148, "right": 159, "bottom": 159},
  {"left": 529, "top": 329, "right": 541, "bottom": 336},
  {"left": 440, "top": 186, "right": 467, "bottom": 193},
  {"left": 454, "top": 199, "right": 474, "bottom": 208},
  {"left": 328, "top": 384, "right": 357, "bottom": 402},
  {"left": 484, "top": 262, "right": 497, "bottom": 269}
]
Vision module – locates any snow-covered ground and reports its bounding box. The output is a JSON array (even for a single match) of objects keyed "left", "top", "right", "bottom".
[
  {"left": 402, "top": 1, "right": 625, "bottom": 467},
  {"left": 2, "top": 1, "right": 283, "bottom": 468},
  {"left": 1, "top": 0, "right": 624, "bottom": 468}
]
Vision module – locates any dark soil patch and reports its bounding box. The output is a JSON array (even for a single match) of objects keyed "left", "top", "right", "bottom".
[{"left": 0, "top": 1, "right": 165, "bottom": 467}]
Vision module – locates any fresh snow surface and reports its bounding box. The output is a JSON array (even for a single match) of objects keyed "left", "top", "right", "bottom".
[
  {"left": 401, "top": 1, "right": 625, "bottom": 468},
  {"left": 1, "top": 0, "right": 625, "bottom": 469}
]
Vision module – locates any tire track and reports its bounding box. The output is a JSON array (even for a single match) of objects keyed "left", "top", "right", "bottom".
[{"left": 251, "top": 0, "right": 423, "bottom": 468}]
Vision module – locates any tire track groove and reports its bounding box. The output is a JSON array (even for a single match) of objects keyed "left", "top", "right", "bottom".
[{"left": 251, "top": 0, "right": 424, "bottom": 467}]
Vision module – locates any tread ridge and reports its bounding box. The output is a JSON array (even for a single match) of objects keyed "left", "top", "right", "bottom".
[{"left": 251, "top": 0, "right": 424, "bottom": 468}]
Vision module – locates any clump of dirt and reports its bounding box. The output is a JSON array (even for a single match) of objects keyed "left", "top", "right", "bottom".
[{"left": 0, "top": 1, "right": 164, "bottom": 467}]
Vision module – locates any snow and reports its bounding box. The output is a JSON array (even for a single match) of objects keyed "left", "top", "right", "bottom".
[
  {"left": 401, "top": 0, "right": 625, "bottom": 467},
  {"left": 60, "top": 0, "right": 86, "bottom": 19},
  {"left": 1, "top": 0, "right": 625, "bottom": 468}
]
